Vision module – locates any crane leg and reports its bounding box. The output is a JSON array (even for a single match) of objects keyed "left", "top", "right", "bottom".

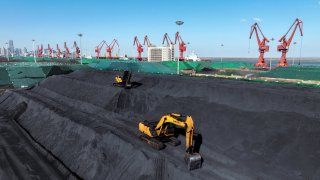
[
  {"left": 277, "top": 51, "right": 289, "bottom": 67},
  {"left": 255, "top": 51, "right": 268, "bottom": 68}
]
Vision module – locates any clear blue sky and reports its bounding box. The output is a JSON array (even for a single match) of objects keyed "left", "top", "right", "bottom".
[{"left": 1, "top": 0, "right": 320, "bottom": 57}]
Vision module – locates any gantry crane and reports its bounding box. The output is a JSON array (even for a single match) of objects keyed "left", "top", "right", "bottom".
[
  {"left": 48, "top": 44, "right": 53, "bottom": 58},
  {"left": 56, "top": 44, "right": 61, "bottom": 58},
  {"left": 73, "top": 41, "right": 81, "bottom": 58},
  {"left": 133, "top": 36, "right": 143, "bottom": 61},
  {"left": 162, "top": 33, "right": 174, "bottom": 47},
  {"left": 175, "top": 32, "right": 187, "bottom": 61},
  {"left": 277, "top": 18, "right": 303, "bottom": 67},
  {"left": 37, "top": 44, "right": 43, "bottom": 58},
  {"left": 143, "top": 35, "right": 153, "bottom": 47},
  {"left": 95, "top": 40, "right": 107, "bottom": 59},
  {"left": 107, "top": 39, "right": 119, "bottom": 59},
  {"left": 249, "top": 23, "right": 270, "bottom": 68},
  {"left": 64, "top": 42, "right": 69, "bottom": 59}
]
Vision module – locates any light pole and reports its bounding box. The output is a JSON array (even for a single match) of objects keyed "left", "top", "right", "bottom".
[
  {"left": 298, "top": 36, "right": 303, "bottom": 66},
  {"left": 270, "top": 38, "right": 274, "bottom": 71},
  {"left": 176, "top": 20, "right": 184, "bottom": 75},
  {"left": 186, "top": 42, "right": 190, "bottom": 58},
  {"left": 78, "top": 33, "right": 83, "bottom": 64},
  {"left": 220, "top": 44, "right": 224, "bottom": 69},
  {"left": 5, "top": 42, "right": 9, "bottom": 61},
  {"left": 292, "top": 42, "right": 297, "bottom": 65},
  {"left": 32, "top": 39, "right": 36, "bottom": 63}
]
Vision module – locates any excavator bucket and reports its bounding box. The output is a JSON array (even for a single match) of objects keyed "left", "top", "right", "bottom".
[{"left": 185, "top": 153, "right": 202, "bottom": 171}]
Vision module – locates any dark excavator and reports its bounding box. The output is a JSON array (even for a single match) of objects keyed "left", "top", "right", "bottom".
[{"left": 113, "top": 71, "right": 141, "bottom": 89}]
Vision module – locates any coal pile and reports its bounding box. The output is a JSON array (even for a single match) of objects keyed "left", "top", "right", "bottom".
[{"left": 0, "top": 70, "right": 320, "bottom": 180}]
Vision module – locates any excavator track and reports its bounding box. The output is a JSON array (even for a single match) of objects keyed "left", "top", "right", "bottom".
[{"left": 139, "top": 135, "right": 165, "bottom": 150}]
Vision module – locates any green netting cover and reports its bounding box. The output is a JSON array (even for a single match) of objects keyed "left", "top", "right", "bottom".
[
  {"left": 257, "top": 66, "right": 320, "bottom": 81},
  {"left": 0, "top": 68, "right": 10, "bottom": 85},
  {"left": 7, "top": 67, "right": 46, "bottom": 79},
  {"left": 210, "top": 62, "right": 254, "bottom": 69},
  {"left": 90, "top": 61, "right": 177, "bottom": 74},
  {"left": 11, "top": 78, "right": 43, "bottom": 88},
  {"left": 0, "top": 62, "right": 94, "bottom": 88},
  {"left": 16, "top": 57, "right": 72, "bottom": 62},
  {"left": 161, "top": 61, "right": 212, "bottom": 72},
  {"left": 89, "top": 60, "right": 216, "bottom": 74}
]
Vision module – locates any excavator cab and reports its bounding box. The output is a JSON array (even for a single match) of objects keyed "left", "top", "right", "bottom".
[{"left": 138, "top": 113, "right": 203, "bottom": 170}]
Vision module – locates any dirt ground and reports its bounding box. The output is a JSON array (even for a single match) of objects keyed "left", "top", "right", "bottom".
[{"left": 0, "top": 70, "right": 320, "bottom": 180}]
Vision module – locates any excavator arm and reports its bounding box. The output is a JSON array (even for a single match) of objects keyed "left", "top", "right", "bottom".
[{"left": 154, "top": 114, "right": 194, "bottom": 152}]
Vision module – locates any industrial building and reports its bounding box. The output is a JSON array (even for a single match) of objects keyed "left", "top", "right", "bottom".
[{"left": 147, "top": 44, "right": 175, "bottom": 62}]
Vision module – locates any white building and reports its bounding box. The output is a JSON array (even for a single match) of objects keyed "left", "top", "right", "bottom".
[
  {"left": 0, "top": 47, "right": 7, "bottom": 57},
  {"left": 147, "top": 44, "right": 175, "bottom": 62}
]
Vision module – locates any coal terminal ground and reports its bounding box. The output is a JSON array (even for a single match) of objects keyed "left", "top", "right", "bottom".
[{"left": 0, "top": 70, "right": 320, "bottom": 180}]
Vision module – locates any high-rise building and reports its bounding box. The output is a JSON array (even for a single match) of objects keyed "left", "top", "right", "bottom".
[
  {"left": 0, "top": 47, "right": 4, "bottom": 56},
  {"left": 23, "top": 47, "right": 28, "bottom": 57},
  {"left": 15, "top": 48, "right": 20, "bottom": 56},
  {"left": 147, "top": 44, "right": 175, "bottom": 62},
  {"left": 8, "top": 40, "right": 14, "bottom": 55}
]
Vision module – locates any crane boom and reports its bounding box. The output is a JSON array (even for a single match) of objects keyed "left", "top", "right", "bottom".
[
  {"left": 64, "top": 42, "right": 69, "bottom": 59},
  {"left": 95, "top": 40, "right": 107, "bottom": 59},
  {"left": 48, "top": 44, "right": 53, "bottom": 58},
  {"left": 162, "top": 33, "right": 174, "bottom": 46},
  {"left": 73, "top": 41, "right": 80, "bottom": 58},
  {"left": 249, "top": 23, "right": 270, "bottom": 68},
  {"left": 133, "top": 36, "right": 143, "bottom": 61},
  {"left": 277, "top": 18, "right": 303, "bottom": 67},
  {"left": 56, "top": 44, "right": 61, "bottom": 58},
  {"left": 143, "top": 35, "right": 153, "bottom": 47},
  {"left": 107, "top": 39, "right": 119, "bottom": 59},
  {"left": 37, "top": 44, "right": 43, "bottom": 58},
  {"left": 175, "top": 32, "right": 187, "bottom": 61}
]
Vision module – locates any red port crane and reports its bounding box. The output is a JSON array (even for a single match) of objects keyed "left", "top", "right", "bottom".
[
  {"left": 133, "top": 36, "right": 143, "bottom": 61},
  {"left": 162, "top": 33, "right": 174, "bottom": 46},
  {"left": 175, "top": 32, "right": 187, "bottom": 61},
  {"left": 143, "top": 35, "right": 153, "bottom": 47},
  {"left": 249, "top": 23, "right": 270, "bottom": 68},
  {"left": 107, "top": 39, "right": 119, "bottom": 59},
  {"left": 73, "top": 41, "right": 81, "bottom": 58},
  {"left": 64, "top": 42, "right": 70, "bottom": 59},
  {"left": 56, "top": 44, "right": 61, "bottom": 58},
  {"left": 95, "top": 40, "right": 107, "bottom": 59},
  {"left": 48, "top": 44, "right": 53, "bottom": 58},
  {"left": 277, "top": 18, "right": 303, "bottom": 67},
  {"left": 37, "top": 44, "right": 43, "bottom": 58}
]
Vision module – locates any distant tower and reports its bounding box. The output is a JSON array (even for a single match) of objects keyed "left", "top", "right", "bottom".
[{"left": 9, "top": 40, "right": 14, "bottom": 56}]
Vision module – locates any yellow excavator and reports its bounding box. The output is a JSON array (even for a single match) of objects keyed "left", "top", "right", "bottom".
[
  {"left": 113, "top": 71, "right": 133, "bottom": 89},
  {"left": 139, "top": 113, "right": 202, "bottom": 170}
]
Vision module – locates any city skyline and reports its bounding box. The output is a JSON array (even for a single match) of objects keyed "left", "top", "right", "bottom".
[{"left": 1, "top": 0, "right": 320, "bottom": 58}]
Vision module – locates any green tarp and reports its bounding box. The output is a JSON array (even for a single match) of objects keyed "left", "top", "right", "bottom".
[
  {"left": 257, "top": 66, "right": 320, "bottom": 81},
  {"left": 0, "top": 68, "right": 10, "bottom": 86},
  {"left": 0, "top": 63, "right": 93, "bottom": 88}
]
